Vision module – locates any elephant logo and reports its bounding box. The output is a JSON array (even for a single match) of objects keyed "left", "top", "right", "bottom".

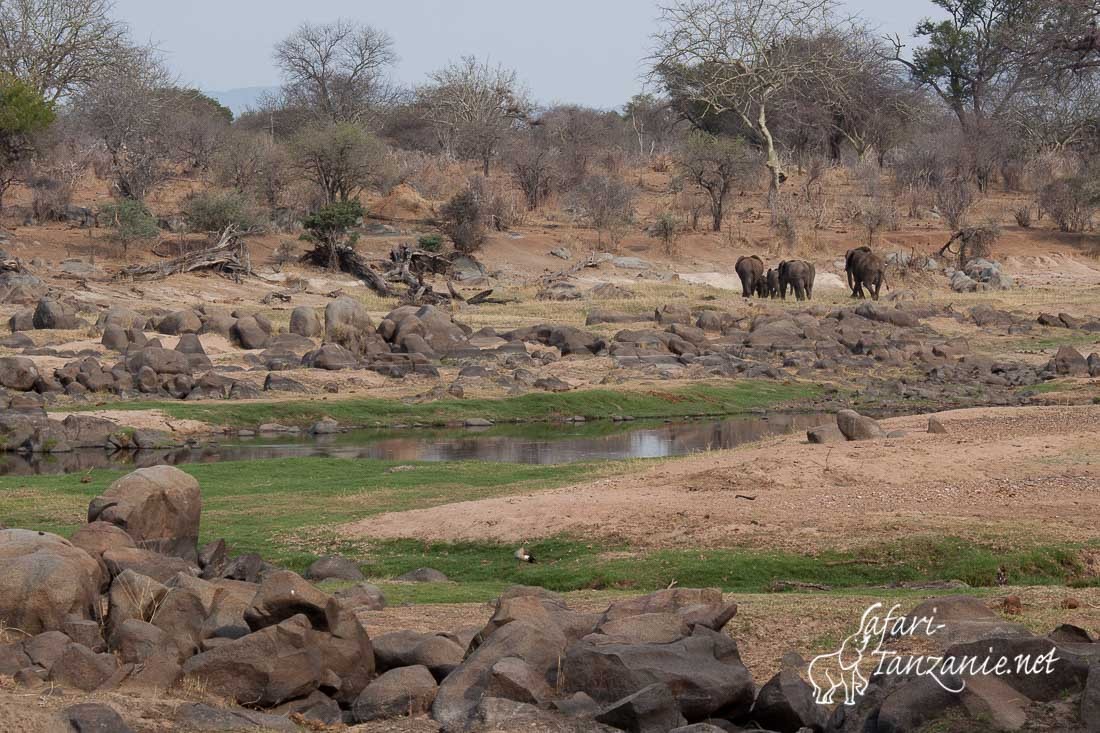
[{"left": 807, "top": 603, "right": 886, "bottom": 706}]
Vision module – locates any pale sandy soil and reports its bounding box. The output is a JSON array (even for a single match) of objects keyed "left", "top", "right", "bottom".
[{"left": 343, "top": 405, "right": 1100, "bottom": 552}]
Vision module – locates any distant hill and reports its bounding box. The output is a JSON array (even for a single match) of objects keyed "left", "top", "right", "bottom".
[{"left": 205, "top": 86, "right": 277, "bottom": 118}]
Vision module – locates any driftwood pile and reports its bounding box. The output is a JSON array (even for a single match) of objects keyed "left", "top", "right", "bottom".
[
  {"left": 303, "top": 243, "right": 502, "bottom": 306},
  {"left": 115, "top": 227, "right": 254, "bottom": 282}
]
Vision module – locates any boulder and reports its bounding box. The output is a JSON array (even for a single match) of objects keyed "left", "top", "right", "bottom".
[
  {"left": 100, "top": 324, "right": 129, "bottom": 351},
  {"left": 433, "top": 620, "right": 569, "bottom": 729},
  {"left": 102, "top": 547, "right": 197, "bottom": 584},
  {"left": 334, "top": 582, "right": 386, "bottom": 611},
  {"left": 244, "top": 570, "right": 331, "bottom": 631},
  {"left": 289, "top": 306, "right": 322, "bottom": 338},
  {"left": 69, "top": 521, "right": 136, "bottom": 588},
  {"left": 305, "top": 555, "right": 364, "bottom": 582},
  {"left": 157, "top": 310, "right": 202, "bottom": 335},
  {"left": 836, "top": 409, "right": 885, "bottom": 441},
  {"left": 49, "top": 642, "right": 119, "bottom": 691},
  {"left": 181, "top": 614, "right": 325, "bottom": 707},
  {"left": 110, "top": 619, "right": 173, "bottom": 664},
  {"left": 487, "top": 656, "right": 555, "bottom": 704},
  {"left": 173, "top": 703, "right": 299, "bottom": 732},
  {"left": 595, "top": 683, "right": 687, "bottom": 733},
  {"left": 24, "top": 630, "right": 72, "bottom": 670},
  {"left": 563, "top": 626, "right": 755, "bottom": 721},
  {"left": 106, "top": 570, "right": 168, "bottom": 639},
  {"left": 352, "top": 665, "right": 438, "bottom": 722},
  {"left": 0, "top": 356, "right": 39, "bottom": 391},
  {"left": 1083, "top": 662, "right": 1100, "bottom": 733},
  {"left": 373, "top": 630, "right": 465, "bottom": 681},
  {"left": 904, "top": 595, "right": 1031, "bottom": 646},
  {"left": 88, "top": 466, "right": 201, "bottom": 561},
  {"left": 231, "top": 315, "right": 270, "bottom": 350},
  {"left": 64, "top": 703, "right": 135, "bottom": 733},
  {"left": 1052, "top": 345, "right": 1089, "bottom": 376},
  {"left": 0, "top": 529, "right": 102, "bottom": 634},
  {"left": 325, "top": 296, "right": 375, "bottom": 354},
  {"left": 749, "top": 668, "right": 828, "bottom": 731},
  {"left": 126, "top": 347, "right": 191, "bottom": 376},
  {"left": 174, "top": 333, "right": 206, "bottom": 355},
  {"left": 302, "top": 343, "right": 358, "bottom": 370},
  {"left": 33, "top": 298, "right": 81, "bottom": 329},
  {"left": 807, "top": 423, "right": 846, "bottom": 444}
]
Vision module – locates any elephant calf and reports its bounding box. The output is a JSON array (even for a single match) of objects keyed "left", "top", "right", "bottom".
[{"left": 778, "top": 260, "right": 816, "bottom": 301}]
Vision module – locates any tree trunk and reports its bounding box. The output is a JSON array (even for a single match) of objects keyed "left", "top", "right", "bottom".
[
  {"left": 758, "top": 104, "right": 785, "bottom": 195},
  {"left": 711, "top": 195, "right": 723, "bottom": 232}
]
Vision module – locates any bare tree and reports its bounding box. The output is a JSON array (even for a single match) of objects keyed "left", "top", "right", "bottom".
[
  {"left": 571, "top": 175, "right": 636, "bottom": 248},
  {"left": 0, "top": 0, "right": 130, "bottom": 102},
  {"left": 676, "top": 131, "right": 757, "bottom": 231},
  {"left": 274, "top": 19, "right": 396, "bottom": 124},
  {"left": 506, "top": 126, "right": 560, "bottom": 210},
  {"left": 292, "top": 122, "right": 386, "bottom": 204},
  {"left": 70, "top": 46, "right": 174, "bottom": 200},
  {"left": 651, "top": 0, "right": 847, "bottom": 194},
  {"left": 418, "top": 56, "right": 529, "bottom": 177},
  {"left": 164, "top": 89, "right": 232, "bottom": 171},
  {"left": 624, "top": 94, "right": 680, "bottom": 158}
]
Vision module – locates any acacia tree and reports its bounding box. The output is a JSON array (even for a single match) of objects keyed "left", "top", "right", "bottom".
[
  {"left": 274, "top": 19, "right": 396, "bottom": 124},
  {"left": 0, "top": 74, "right": 54, "bottom": 215},
  {"left": 889, "top": 0, "right": 1058, "bottom": 189},
  {"left": 292, "top": 122, "right": 386, "bottom": 204},
  {"left": 418, "top": 56, "right": 529, "bottom": 177},
  {"left": 652, "top": 0, "right": 848, "bottom": 194},
  {"left": 0, "top": 0, "right": 130, "bottom": 102},
  {"left": 677, "top": 131, "right": 756, "bottom": 231}
]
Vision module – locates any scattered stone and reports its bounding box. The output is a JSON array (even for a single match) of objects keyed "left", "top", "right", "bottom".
[
  {"left": 305, "top": 556, "right": 364, "bottom": 582},
  {"left": 396, "top": 567, "right": 450, "bottom": 583},
  {"left": 928, "top": 415, "right": 948, "bottom": 434},
  {"left": 64, "top": 703, "right": 135, "bottom": 733},
  {"left": 836, "top": 409, "right": 885, "bottom": 441}
]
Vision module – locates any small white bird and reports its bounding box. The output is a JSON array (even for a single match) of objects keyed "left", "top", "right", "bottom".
[{"left": 514, "top": 546, "right": 536, "bottom": 563}]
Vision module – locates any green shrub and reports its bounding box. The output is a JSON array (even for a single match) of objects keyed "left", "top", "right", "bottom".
[
  {"left": 301, "top": 200, "right": 364, "bottom": 269},
  {"left": 182, "top": 190, "right": 261, "bottom": 234},
  {"left": 417, "top": 234, "right": 443, "bottom": 252},
  {"left": 101, "top": 199, "right": 158, "bottom": 254}
]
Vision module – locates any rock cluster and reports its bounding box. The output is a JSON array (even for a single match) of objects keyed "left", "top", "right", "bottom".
[{"left": 2, "top": 466, "right": 1099, "bottom": 731}]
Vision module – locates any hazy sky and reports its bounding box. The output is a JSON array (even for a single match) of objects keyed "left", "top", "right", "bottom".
[{"left": 113, "top": 0, "right": 942, "bottom": 108}]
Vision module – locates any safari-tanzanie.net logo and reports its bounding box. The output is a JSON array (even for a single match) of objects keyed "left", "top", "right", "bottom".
[{"left": 807, "top": 602, "right": 1060, "bottom": 706}]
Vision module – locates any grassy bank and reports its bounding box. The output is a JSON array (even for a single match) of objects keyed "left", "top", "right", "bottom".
[
  {"left": 2, "top": 455, "right": 1093, "bottom": 605},
  {"left": 62, "top": 381, "right": 822, "bottom": 429}
]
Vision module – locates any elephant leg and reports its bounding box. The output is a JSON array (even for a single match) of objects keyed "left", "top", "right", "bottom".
[
  {"left": 739, "top": 275, "right": 751, "bottom": 299},
  {"left": 795, "top": 282, "right": 806, "bottom": 301}
]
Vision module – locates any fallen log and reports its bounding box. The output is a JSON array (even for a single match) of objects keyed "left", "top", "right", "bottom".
[
  {"left": 300, "top": 244, "right": 393, "bottom": 297},
  {"left": 115, "top": 227, "right": 253, "bottom": 282}
]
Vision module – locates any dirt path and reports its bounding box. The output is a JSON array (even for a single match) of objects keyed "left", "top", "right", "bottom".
[{"left": 342, "top": 405, "right": 1100, "bottom": 551}]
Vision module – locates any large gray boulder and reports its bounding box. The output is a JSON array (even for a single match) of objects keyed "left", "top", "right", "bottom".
[
  {"left": 0, "top": 529, "right": 102, "bottom": 634},
  {"left": 33, "top": 298, "right": 81, "bottom": 329},
  {"left": 836, "top": 409, "right": 885, "bottom": 441},
  {"left": 353, "top": 665, "right": 438, "bottom": 722},
  {"left": 157, "top": 310, "right": 202, "bottom": 335},
  {"left": 289, "top": 306, "right": 322, "bottom": 338},
  {"left": 87, "top": 465, "right": 202, "bottom": 561},
  {"left": 563, "top": 626, "right": 755, "bottom": 722},
  {"left": 0, "top": 356, "right": 39, "bottom": 391}
]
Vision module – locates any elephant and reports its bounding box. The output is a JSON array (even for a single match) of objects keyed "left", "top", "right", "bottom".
[
  {"left": 735, "top": 255, "right": 764, "bottom": 298},
  {"left": 764, "top": 268, "right": 780, "bottom": 298},
  {"left": 846, "top": 247, "right": 886, "bottom": 300},
  {"left": 778, "top": 259, "right": 816, "bottom": 301}
]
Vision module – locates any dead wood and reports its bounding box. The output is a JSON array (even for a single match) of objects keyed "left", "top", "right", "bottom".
[{"left": 115, "top": 227, "right": 254, "bottom": 282}]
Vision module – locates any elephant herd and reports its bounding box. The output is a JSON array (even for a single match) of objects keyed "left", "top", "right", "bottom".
[
  {"left": 733, "top": 246, "right": 887, "bottom": 302},
  {"left": 735, "top": 255, "right": 816, "bottom": 301}
]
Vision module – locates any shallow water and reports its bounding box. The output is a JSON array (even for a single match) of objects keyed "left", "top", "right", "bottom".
[{"left": 0, "top": 412, "right": 830, "bottom": 476}]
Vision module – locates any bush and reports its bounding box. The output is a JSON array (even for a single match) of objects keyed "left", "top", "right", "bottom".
[
  {"left": 1038, "top": 176, "right": 1100, "bottom": 232},
  {"left": 650, "top": 212, "right": 680, "bottom": 255},
  {"left": 440, "top": 188, "right": 486, "bottom": 253},
  {"left": 28, "top": 176, "right": 73, "bottom": 222},
  {"left": 417, "top": 234, "right": 443, "bottom": 252},
  {"left": 571, "top": 174, "right": 635, "bottom": 248},
  {"left": 101, "top": 199, "right": 159, "bottom": 254},
  {"left": 1013, "top": 206, "right": 1032, "bottom": 228},
  {"left": 182, "top": 190, "right": 262, "bottom": 234},
  {"left": 934, "top": 178, "right": 975, "bottom": 230}
]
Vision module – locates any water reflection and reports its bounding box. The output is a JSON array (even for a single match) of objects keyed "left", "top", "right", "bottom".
[{"left": 0, "top": 413, "right": 829, "bottom": 475}]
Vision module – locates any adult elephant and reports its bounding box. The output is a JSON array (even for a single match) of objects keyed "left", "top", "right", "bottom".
[
  {"left": 847, "top": 249, "right": 887, "bottom": 300},
  {"left": 845, "top": 246, "right": 872, "bottom": 297},
  {"left": 778, "top": 259, "right": 816, "bottom": 301},
  {"left": 735, "top": 255, "right": 764, "bottom": 298}
]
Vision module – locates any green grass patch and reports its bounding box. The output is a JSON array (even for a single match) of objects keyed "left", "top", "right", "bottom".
[
  {"left": 0, "top": 457, "right": 621, "bottom": 569},
  {"left": 60, "top": 381, "right": 821, "bottom": 429},
  {"left": 346, "top": 535, "right": 1089, "bottom": 604}
]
